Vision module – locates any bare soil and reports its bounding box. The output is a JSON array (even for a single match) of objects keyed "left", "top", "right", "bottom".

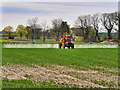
[{"left": 2, "top": 64, "right": 118, "bottom": 88}]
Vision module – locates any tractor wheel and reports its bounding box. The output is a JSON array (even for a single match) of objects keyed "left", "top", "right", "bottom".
[
  {"left": 59, "top": 43, "right": 62, "bottom": 49},
  {"left": 68, "top": 46, "right": 70, "bottom": 49},
  {"left": 71, "top": 45, "right": 74, "bottom": 49}
]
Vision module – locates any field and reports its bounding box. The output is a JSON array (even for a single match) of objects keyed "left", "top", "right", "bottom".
[
  {"left": 0, "top": 33, "right": 58, "bottom": 44},
  {"left": 2, "top": 48, "right": 118, "bottom": 88}
]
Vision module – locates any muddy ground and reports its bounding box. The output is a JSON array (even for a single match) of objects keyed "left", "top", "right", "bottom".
[{"left": 2, "top": 64, "right": 118, "bottom": 88}]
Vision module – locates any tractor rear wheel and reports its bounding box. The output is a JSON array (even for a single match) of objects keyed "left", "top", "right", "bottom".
[
  {"left": 68, "top": 46, "right": 70, "bottom": 49},
  {"left": 71, "top": 45, "right": 74, "bottom": 49}
]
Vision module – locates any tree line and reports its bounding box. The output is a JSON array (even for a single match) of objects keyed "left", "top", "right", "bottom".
[
  {"left": 73, "top": 12, "right": 118, "bottom": 42},
  {"left": 2, "top": 12, "right": 119, "bottom": 42}
]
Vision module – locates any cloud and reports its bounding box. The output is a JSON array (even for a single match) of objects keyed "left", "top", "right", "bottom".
[
  {"left": 2, "top": 0, "right": 119, "bottom": 2},
  {"left": 2, "top": 2, "right": 118, "bottom": 13},
  {"left": 2, "top": 7, "right": 51, "bottom": 15},
  {"left": 1, "top": 2, "right": 118, "bottom": 31}
]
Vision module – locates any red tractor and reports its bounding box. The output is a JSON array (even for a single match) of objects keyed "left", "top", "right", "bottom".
[{"left": 59, "top": 35, "right": 74, "bottom": 49}]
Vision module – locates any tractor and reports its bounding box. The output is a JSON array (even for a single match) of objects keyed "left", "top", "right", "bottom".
[{"left": 59, "top": 35, "right": 74, "bottom": 49}]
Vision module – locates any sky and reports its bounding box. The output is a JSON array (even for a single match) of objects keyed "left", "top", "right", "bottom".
[
  {"left": 1, "top": 1, "right": 118, "bottom": 31},
  {"left": 1, "top": 0, "right": 120, "bottom": 2}
]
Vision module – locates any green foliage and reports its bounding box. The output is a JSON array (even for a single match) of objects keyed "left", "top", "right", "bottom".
[
  {"left": 2, "top": 26, "right": 14, "bottom": 36},
  {"left": 74, "top": 36, "right": 84, "bottom": 42},
  {"left": 88, "top": 28, "right": 96, "bottom": 41},
  {"left": 91, "top": 80, "right": 117, "bottom": 87},
  {"left": 24, "top": 74, "right": 33, "bottom": 78},
  {"left": 2, "top": 78, "right": 78, "bottom": 88},
  {"left": 0, "top": 40, "right": 26, "bottom": 43},
  {"left": 2, "top": 48, "right": 118, "bottom": 88},
  {"left": 101, "top": 34, "right": 108, "bottom": 41},
  {"left": 71, "top": 27, "right": 94, "bottom": 41},
  {"left": 51, "top": 19, "right": 70, "bottom": 40},
  {"left": 16, "top": 25, "right": 28, "bottom": 39},
  {"left": 71, "top": 28, "right": 84, "bottom": 37},
  {"left": 60, "top": 21, "right": 70, "bottom": 33},
  {"left": 2, "top": 48, "right": 118, "bottom": 70}
]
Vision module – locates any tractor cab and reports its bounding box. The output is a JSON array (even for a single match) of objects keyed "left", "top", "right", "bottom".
[{"left": 64, "top": 35, "right": 71, "bottom": 42}]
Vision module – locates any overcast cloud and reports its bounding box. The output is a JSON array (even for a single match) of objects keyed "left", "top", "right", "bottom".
[
  {"left": 1, "top": 2, "right": 118, "bottom": 31},
  {"left": 2, "top": 0, "right": 119, "bottom": 2}
]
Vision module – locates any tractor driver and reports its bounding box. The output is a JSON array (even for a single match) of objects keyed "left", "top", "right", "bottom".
[{"left": 60, "top": 37, "right": 66, "bottom": 48}]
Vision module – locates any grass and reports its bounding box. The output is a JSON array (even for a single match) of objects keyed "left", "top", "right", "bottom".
[
  {"left": 2, "top": 48, "right": 118, "bottom": 88},
  {"left": 0, "top": 40, "right": 26, "bottom": 43},
  {"left": 3, "top": 78, "right": 78, "bottom": 88},
  {"left": 1, "top": 37, "right": 57, "bottom": 43},
  {"left": 24, "top": 74, "right": 33, "bottom": 78},
  {"left": 2, "top": 48, "right": 118, "bottom": 70},
  {"left": 91, "top": 80, "right": 118, "bottom": 87}
]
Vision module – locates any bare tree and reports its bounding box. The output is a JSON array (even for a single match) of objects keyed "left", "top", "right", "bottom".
[
  {"left": 119, "top": 2, "right": 120, "bottom": 41},
  {"left": 91, "top": 14, "right": 100, "bottom": 41},
  {"left": 27, "top": 17, "right": 41, "bottom": 41},
  {"left": 34, "top": 24, "right": 42, "bottom": 39},
  {"left": 112, "top": 12, "right": 119, "bottom": 40},
  {"left": 101, "top": 13, "right": 115, "bottom": 39},
  {"left": 113, "top": 12, "right": 118, "bottom": 27},
  {"left": 111, "top": 12, "right": 119, "bottom": 40},
  {"left": 118, "top": 12, "right": 120, "bottom": 40},
  {"left": 25, "top": 26, "right": 31, "bottom": 39},
  {"left": 41, "top": 20, "right": 49, "bottom": 43},
  {"left": 75, "top": 15, "right": 91, "bottom": 40},
  {"left": 51, "top": 18, "right": 62, "bottom": 40},
  {"left": 52, "top": 18, "right": 62, "bottom": 29},
  {"left": 27, "top": 17, "right": 38, "bottom": 26}
]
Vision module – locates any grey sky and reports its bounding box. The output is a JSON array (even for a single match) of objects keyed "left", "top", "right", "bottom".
[
  {"left": 1, "top": 2, "right": 118, "bottom": 31},
  {"left": 2, "top": 0, "right": 119, "bottom": 2}
]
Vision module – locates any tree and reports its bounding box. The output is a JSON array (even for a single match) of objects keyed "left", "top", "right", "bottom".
[
  {"left": 91, "top": 14, "right": 100, "bottom": 41},
  {"left": 112, "top": 12, "right": 119, "bottom": 40},
  {"left": 49, "top": 29, "right": 56, "bottom": 38},
  {"left": 119, "top": 2, "right": 120, "bottom": 41},
  {"left": 51, "top": 19, "right": 70, "bottom": 40},
  {"left": 34, "top": 24, "right": 42, "bottom": 39},
  {"left": 101, "top": 13, "right": 115, "bottom": 39},
  {"left": 16, "top": 25, "right": 27, "bottom": 39},
  {"left": 27, "top": 17, "right": 40, "bottom": 41},
  {"left": 71, "top": 27, "right": 84, "bottom": 36},
  {"left": 118, "top": 12, "right": 120, "bottom": 40},
  {"left": 113, "top": 12, "right": 118, "bottom": 28},
  {"left": 26, "top": 25, "right": 42, "bottom": 40},
  {"left": 59, "top": 21, "right": 70, "bottom": 38},
  {"left": 41, "top": 20, "right": 49, "bottom": 43},
  {"left": 101, "top": 34, "right": 107, "bottom": 41},
  {"left": 88, "top": 27, "right": 96, "bottom": 42},
  {"left": 25, "top": 26, "right": 31, "bottom": 39},
  {"left": 2, "top": 26, "right": 14, "bottom": 37},
  {"left": 46, "top": 30, "right": 51, "bottom": 39},
  {"left": 51, "top": 18, "right": 62, "bottom": 40},
  {"left": 34, "top": 28, "right": 42, "bottom": 39},
  {"left": 75, "top": 15, "right": 91, "bottom": 40},
  {"left": 60, "top": 21, "right": 70, "bottom": 34}
]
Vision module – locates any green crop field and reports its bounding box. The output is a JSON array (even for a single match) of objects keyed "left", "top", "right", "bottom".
[
  {"left": 2, "top": 48, "right": 118, "bottom": 69},
  {"left": 2, "top": 48, "right": 118, "bottom": 88}
]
